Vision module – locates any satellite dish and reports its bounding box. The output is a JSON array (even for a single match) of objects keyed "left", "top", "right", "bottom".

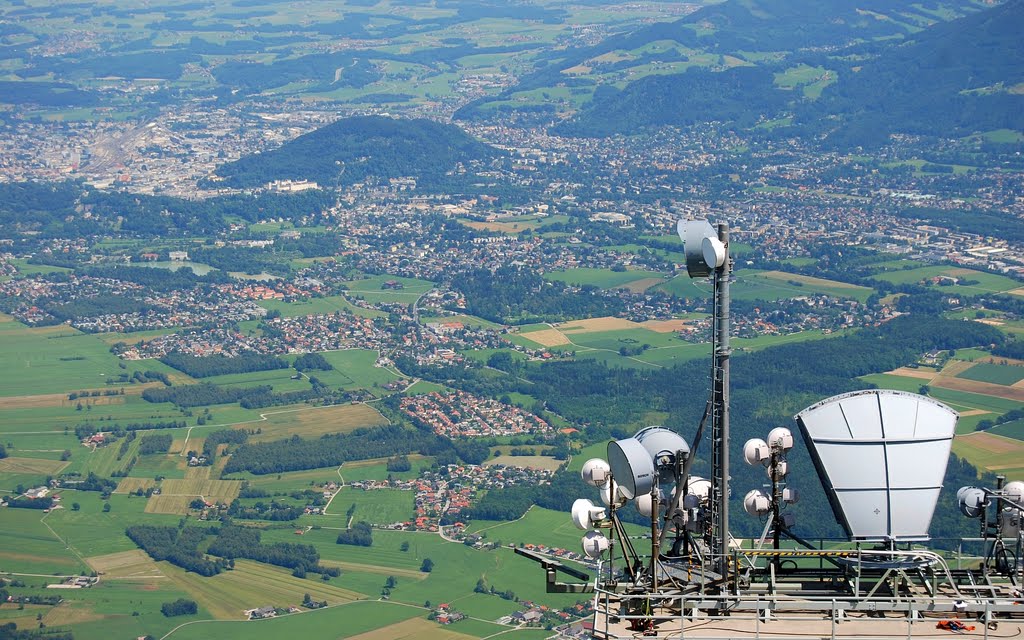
[
  {"left": 634, "top": 426, "right": 689, "bottom": 482},
  {"left": 607, "top": 437, "right": 655, "bottom": 499},
  {"left": 1004, "top": 480, "right": 1024, "bottom": 506},
  {"left": 797, "top": 390, "right": 958, "bottom": 541},
  {"left": 767, "top": 460, "right": 788, "bottom": 480},
  {"left": 571, "top": 498, "right": 607, "bottom": 531},
  {"left": 635, "top": 489, "right": 666, "bottom": 518},
  {"left": 767, "top": 427, "right": 794, "bottom": 451},
  {"left": 743, "top": 489, "right": 770, "bottom": 517},
  {"left": 1000, "top": 507, "right": 1021, "bottom": 537},
  {"left": 743, "top": 438, "right": 770, "bottom": 466},
  {"left": 582, "top": 530, "right": 610, "bottom": 559},
  {"left": 676, "top": 218, "right": 718, "bottom": 278},
  {"left": 701, "top": 236, "right": 726, "bottom": 270},
  {"left": 581, "top": 458, "right": 611, "bottom": 487},
  {"left": 687, "top": 476, "right": 711, "bottom": 501},
  {"left": 600, "top": 483, "right": 628, "bottom": 508},
  {"left": 957, "top": 487, "right": 986, "bottom": 518}
]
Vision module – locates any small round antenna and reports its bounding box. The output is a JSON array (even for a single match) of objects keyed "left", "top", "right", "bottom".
[
  {"left": 767, "top": 427, "right": 794, "bottom": 451},
  {"left": 581, "top": 458, "right": 611, "bottom": 487},
  {"left": 743, "top": 438, "right": 770, "bottom": 466},
  {"left": 743, "top": 489, "right": 771, "bottom": 517},
  {"left": 957, "top": 486, "right": 986, "bottom": 518},
  {"left": 582, "top": 530, "right": 610, "bottom": 559},
  {"left": 571, "top": 498, "right": 607, "bottom": 530}
]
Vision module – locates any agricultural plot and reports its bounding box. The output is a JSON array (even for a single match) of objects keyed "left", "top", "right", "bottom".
[
  {"left": 317, "top": 348, "right": 401, "bottom": 390},
  {"left": 869, "top": 266, "right": 1021, "bottom": 295},
  {"left": 113, "top": 477, "right": 159, "bottom": 494},
  {"left": 45, "top": 494, "right": 180, "bottom": 558},
  {"left": 484, "top": 455, "right": 564, "bottom": 472},
  {"left": 344, "top": 617, "right": 480, "bottom": 640},
  {"left": 956, "top": 362, "right": 1024, "bottom": 386},
  {"left": 0, "top": 320, "right": 180, "bottom": 397},
  {"left": 159, "top": 559, "right": 364, "bottom": 621},
  {"left": 952, "top": 432, "right": 1024, "bottom": 478},
  {"left": 0, "top": 394, "right": 186, "bottom": 435},
  {"left": 340, "top": 455, "right": 430, "bottom": 483},
  {"left": 749, "top": 271, "right": 874, "bottom": 302},
  {"left": 164, "top": 601, "right": 423, "bottom": 640},
  {"left": 345, "top": 275, "right": 434, "bottom": 305},
  {"left": 990, "top": 419, "right": 1024, "bottom": 441},
  {"left": 85, "top": 549, "right": 162, "bottom": 579},
  {"left": 144, "top": 478, "right": 242, "bottom": 514},
  {"left": 0, "top": 456, "right": 68, "bottom": 475},
  {"left": 199, "top": 368, "right": 312, "bottom": 393},
  {"left": 330, "top": 487, "right": 414, "bottom": 524},
  {"left": 258, "top": 294, "right": 384, "bottom": 319},
  {"left": 544, "top": 267, "right": 666, "bottom": 290},
  {"left": 0, "top": 508, "right": 87, "bottom": 575},
  {"left": 250, "top": 401, "right": 388, "bottom": 442}
]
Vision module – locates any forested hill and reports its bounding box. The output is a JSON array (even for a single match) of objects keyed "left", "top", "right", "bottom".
[
  {"left": 455, "top": 0, "right": 982, "bottom": 123},
  {"left": 211, "top": 115, "right": 502, "bottom": 189},
  {"left": 807, "top": 0, "right": 1024, "bottom": 147},
  {"left": 550, "top": 0, "right": 1023, "bottom": 143}
]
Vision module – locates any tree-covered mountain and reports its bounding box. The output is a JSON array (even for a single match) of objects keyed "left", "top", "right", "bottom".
[
  {"left": 461, "top": 0, "right": 1023, "bottom": 147},
  {"left": 806, "top": 0, "right": 1024, "bottom": 147},
  {"left": 211, "top": 115, "right": 503, "bottom": 190}
]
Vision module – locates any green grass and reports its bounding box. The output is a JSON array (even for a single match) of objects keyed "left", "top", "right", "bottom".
[
  {"left": 258, "top": 295, "right": 383, "bottom": 319},
  {"left": 317, "top": 349, "right": 399, "bottom": 391},
  {"left": 344, "top": 275, "right": 434, "bottom": 305},
  {"left": 869, "top": 266, "right": 1021, "bottom": 295},
  {"left": 329, "top": 488, "right": 414, "bottom": 524},
  {"left": 990, "top": 419, "right": 1024, "bottom": 441},
  {"left": 0, "top": 322, "right": 142, "bottom": 397},
  {"left": 544, "top": 268, "right": 665, "bottom": 289},
  {"left": 956, "top": 363, "right": 1024, "bottom": 386},
  {"left": 164, "top": 601, "right": 424, "bottom": 640},
  {"left": 0, "top": 508, "right": 88, "bottom": 574},
  {"left": 859, "top": 373, "right": 928, "bottom": 394}
]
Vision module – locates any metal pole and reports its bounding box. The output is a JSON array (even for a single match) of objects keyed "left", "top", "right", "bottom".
[{"left": 715, "top": 222, "right": 731, "bottom": 578}]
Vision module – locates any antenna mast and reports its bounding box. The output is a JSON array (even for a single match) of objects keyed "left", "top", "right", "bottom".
[{"left": 710, "top": 222, "right": 731, "bottom": 579}]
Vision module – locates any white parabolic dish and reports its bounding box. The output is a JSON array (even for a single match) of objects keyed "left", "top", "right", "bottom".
[{"left": 796, "top": 389, "right": 958, "bottom": 541}]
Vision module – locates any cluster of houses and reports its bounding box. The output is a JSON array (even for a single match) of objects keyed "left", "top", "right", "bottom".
[
  {"left": 349, "top": 463, "right": 554, "bottom": 531},
  {"left": 400, "top": 391, "right": 552, "bottom": 438}
]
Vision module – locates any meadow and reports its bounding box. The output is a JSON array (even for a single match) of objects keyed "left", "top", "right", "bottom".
[
  {"left": 868, "top": 265, "right": 1021, "bottom": 295},
  {"left": 956, "top": 362, "right": 1024, "bottom": 386},
  {"left": 544, "top": 267, "right": 666, "bottom": 290}
]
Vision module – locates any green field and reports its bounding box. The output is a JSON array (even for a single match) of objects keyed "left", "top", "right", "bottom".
[
  {"left": 869, "top": 266, "right": 1021, "bottom": 295},
  {"left": 344, "top": 275, "right": 435, "bottom": 305},
  {"left": 990, "top": 419, "right": 1024, "bottom": 441},
  {"left": 258, "top": 295, "right": 383, "bottom": 319},
  {"left": 544, "top": 267, "right": 665, "bottom": 289},
  {"left": 956, "top": 362, "right": 1024, "bottom": 386},
  {"left": 164, "top": 601, "right": 424, "bottom": 640},
  {"left": 330, "top": 488, "right": 414, "bottom": 524}
]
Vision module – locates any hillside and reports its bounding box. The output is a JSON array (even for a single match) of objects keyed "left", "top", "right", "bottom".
[
  {"left": 808, "top": 0, "right": 1024, "bottom": 146},
  {"left": 455, "top": 0, "right": 982, "bottom": 123},
  {"left": 212, "top": 116, "right": 502, "bottom": 189}
]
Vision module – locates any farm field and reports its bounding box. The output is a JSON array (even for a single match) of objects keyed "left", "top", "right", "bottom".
[
  {"left": 340, "top": 456, "right": 430, "bottom": 483},
  {"left": 329, "top": 487, "right": 414, "bottom": 523},
  {"left": 344, "top": 275, "right": 434, "bottom": 305},
  {"left": 868, "top": 266, "right": 1021, "bottom": 295},
  {"left": 249, "top": 401, "right": 388, "bottom": 442},
  {"left": 318, "top": 348, "right": 401, "bottom": 390},
  {"left": 164, "top": 601, "right": 426, "bottom": 640},
  {"left": 952, "top": 431, "right": 1024, "bottom": 478},
  {"left": 0, "top": 508, "right": 88, "bottom": 575},
  {"left": 144, "top": 478, "right": 242, "bottom": 514},
  {"left": 544, "top": 267, "right": 666, "bottom": 290},
  {"left": 258, "top": 294, "right": 384, "bottom": 318},
  {"left": 956, "top": 362, "right": 1024, "bottom": 386},
  {"left": 483, "top": 455, "right": 564, "bottom": 471},
  {"left": 160, "top": 559, "right": 365, "bottom": 620},
  {"left": 990, "top": 419, "right": 1024, "bottom": 441}
]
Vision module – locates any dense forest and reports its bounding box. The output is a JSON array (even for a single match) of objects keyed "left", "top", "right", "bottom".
[
  {"left": 126, "top": 526, "right": 226, "bottom": 577},
  {"left": 450, "top": 266, "right": 628, "bottom": 324},
  {"left": 212, "top": 115, "right": 503, "bottom": 190},
  {"left": 222, "top": 424, "right": 454, "bottom": 474},
  {"left": 159, "top": 353, "right": 288, "bottom": 378}
]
